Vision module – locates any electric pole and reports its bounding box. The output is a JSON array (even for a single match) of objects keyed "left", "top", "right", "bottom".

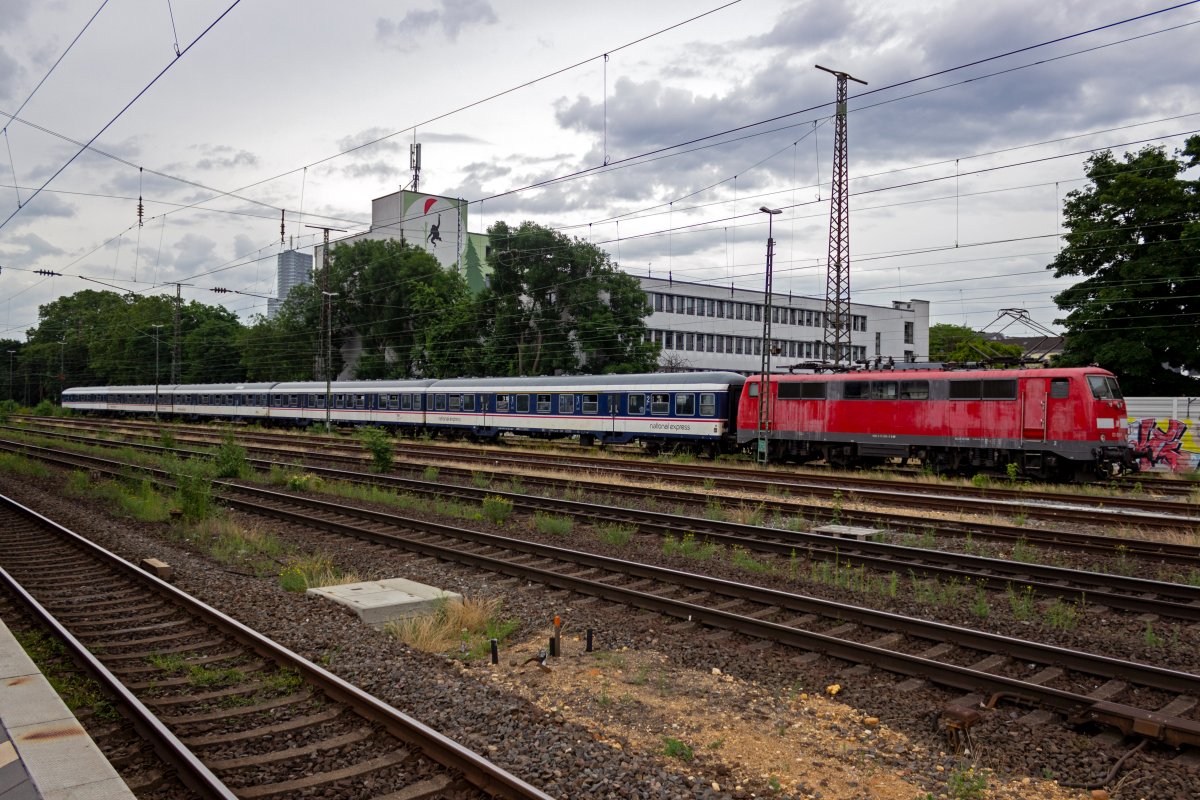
[
  {"left": 306, "top": 225, "right": 346, "bottom": 432},
  {"left": 816, "top": 64, "right": 866, "bottom": 367}
]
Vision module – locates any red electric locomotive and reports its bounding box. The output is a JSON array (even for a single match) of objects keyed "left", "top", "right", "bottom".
[{"left": 736, "top": 367, "right": 1135, "bottom": 480}]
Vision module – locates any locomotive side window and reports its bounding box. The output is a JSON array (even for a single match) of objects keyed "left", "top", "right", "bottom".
[
  {"left": 981, "top": 380, "right": 1017, "bottom": 400},
  {"left": 559, "top": 394, "right": 574, "bottom": 413},
  {"left": 1050, "top": 379, "right": 1069, "bottom": 399},
  {"left": 1087, "top": 375, "right": 1123, "bottom": 400},
  {"left": 676, "top": 393, "right": 695, "bottom": 416},
  {"left": 802, "top": 382, "right": 827, "bottom": 399},
  {"left": 536, "top": 394, "right": 552, "bottom": 413},
  {"left": 699, "top": 393, "right": 716, "bottom": 416},
  {"left": 582, "top": 394, "right": 598, "bottom": 414},
  {"left": 516, "top": 395, "right": 531, "bottom": 413},
  {"left": 843, "top": 381, "right": 868, "bottom": 399},
  {"left": 650, "top": 393, "right": 670, "bottom": 415},
  {"left": 870, "top": 382, "right": 898, "bottom": 400},
  {"left": 628, "top": 394, "right": 645, "bottom": 414},
  {"left": 948, "top": 380, "right": 980, "bottom": 400},
  {"left": 900, "top": 380, "right": 929, "bottom": 400}
]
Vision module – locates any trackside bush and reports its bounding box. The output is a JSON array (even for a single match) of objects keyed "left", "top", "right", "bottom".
[
  {"left": 213, "top": 431, "right": 250, "bottom": 479},
  {"left": 175, "top": 459, "right": 216, "bottom": 521},
  {"left": 358, "top": 426, "right": 394, "bottom": 473}
]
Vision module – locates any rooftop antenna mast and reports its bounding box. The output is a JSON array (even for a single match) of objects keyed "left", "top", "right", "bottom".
[
  {"left": 816, "top": 64, "right": 866, "bottom": 366},
  {"left": 410, "top": 142, "right": 421, "bottom": 193}
]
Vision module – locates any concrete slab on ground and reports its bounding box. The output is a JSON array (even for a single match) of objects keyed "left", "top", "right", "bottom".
[
  {"left": 813, "top": 524, "right": 884, "bottom": 541},
  {"left": 307, "top": 578, "right": 463, "bottom": 627}
]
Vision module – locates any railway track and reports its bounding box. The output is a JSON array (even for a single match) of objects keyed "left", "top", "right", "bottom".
[
  {"left": 0, "top": 493, "right": 554, "bottom": 800},
  {"left": 5, "top": 427, "right": 1200, "bottom": 574},
  {"left": 6, "top": 440, "right": 1200, "bottom": 750},
  {"left": 14, "top": 415, "right": 1200, "bottom": 513}
]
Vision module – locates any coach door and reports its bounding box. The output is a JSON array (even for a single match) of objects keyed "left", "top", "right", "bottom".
[{"left": 1021, "top": 378, "right": 1047, "bottom": 441}]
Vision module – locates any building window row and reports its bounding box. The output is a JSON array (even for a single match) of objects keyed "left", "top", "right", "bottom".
[
  {"left": 649, "top": 329, "right": 867, "bottom": 362},
  {"left": 648, "top": 292, "right": 868, "bottom": 333}
]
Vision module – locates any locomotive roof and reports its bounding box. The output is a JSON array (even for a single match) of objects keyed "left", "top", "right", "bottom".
[{"left": 772, "top": 366, "right": 1114, "bottom": 380}]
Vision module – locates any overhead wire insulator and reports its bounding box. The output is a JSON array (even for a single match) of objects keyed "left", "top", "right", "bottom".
[
  {"left": 211, "top": 287, "right": 229, "bottom": 293},
  {"left": 34, "top": 269, "right": 62, "bottom": 277},
  {"left": 280, "top": 209, "right": 285, "bottom": 244},
  {"left": 137, "top": 167, "right": 144, "bottom": 227}
]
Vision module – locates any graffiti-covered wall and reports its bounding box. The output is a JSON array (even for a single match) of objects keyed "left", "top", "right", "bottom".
[{"left": 1125, "top": 397, "right": 1200, "bottom": 473}]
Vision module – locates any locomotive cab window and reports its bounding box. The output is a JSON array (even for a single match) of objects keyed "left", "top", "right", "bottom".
[
  {"left": 628, "top": 394, "right": 645, "bottom": 414},
  {"left": 699, "top": 393, "right": 716, "bottom": 416},
  {"left": 900, "top": 380, "right": 929, "bottom": 400},
  {"left": 747, "top": 382, "right": 759, "bottom": 397},
  {"left": 1087, "top": 375, "right": 1123, "bottom": 400},
  {"left": 676, "top": 393, "right": 695, "bottom": 416},
  {"left": 650, "top": 393, "right": 670, "bottom": 415},
  {"left": 1050, "top": 379, "right": 1070, "bottom": 399},
  {"left": 582, "top": 394, "right": 598, "bottom": 414}
]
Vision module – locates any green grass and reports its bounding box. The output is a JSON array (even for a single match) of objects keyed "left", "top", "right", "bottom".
[
  {"left": 596, "top": 523, "right": 634, "bottom": 546},
  {"left": 729, "top": 545, "right": 770, "bottom": 573},
  {"left": 279, "top": 554, "right": 358, "bottom": 592},
  {"left": 663, "top": 532, "right": 719, "bottom": 560},
  {"left": 661, "top": 737, "right": 695, "bottom": 761},
  {"left": 482, "top": 494, "right": 513, "bottom": 523},
  {"left": 533, "top": 512, "right": 572, "bottom": 535},
  {"left": 0, "top": 452, "right": 51, "bottom": 478},
  {"left": 358, "top": 426, "right": 394, "bottom": 472}
]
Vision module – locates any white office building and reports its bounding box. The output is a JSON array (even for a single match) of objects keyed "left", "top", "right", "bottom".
[{"left": 639, "top": 275, "right": 929, "bottom": 373}]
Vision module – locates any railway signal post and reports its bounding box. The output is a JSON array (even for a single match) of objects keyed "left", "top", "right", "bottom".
[{"left": 758, "top": 206, "right": 782, "bottom": 466}]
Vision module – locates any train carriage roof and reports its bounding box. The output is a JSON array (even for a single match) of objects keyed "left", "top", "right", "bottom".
[
  {"left": 430, "top": 372, "right": 747, "bottom": 392},
  {"left": 64, "top": 382, "right": 277, "bottom": 394},
  {"left": 271, "top": 379, "right": 439, "bottom": 392}
]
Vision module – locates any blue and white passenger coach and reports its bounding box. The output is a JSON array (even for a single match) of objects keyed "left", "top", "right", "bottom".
[{"left": 64, "top": 372, "right": 747, "bottom": 454}]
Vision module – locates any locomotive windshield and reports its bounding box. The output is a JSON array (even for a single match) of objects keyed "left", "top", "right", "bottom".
[{"left": 1086, "top": 375, "right": 1123, "bottom": 400}]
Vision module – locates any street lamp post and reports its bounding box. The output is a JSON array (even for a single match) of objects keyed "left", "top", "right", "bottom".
[
  {"left": 58, "top": 339, "right": 66, "bottom": 402},
  {"left": 757, "top": 206, "right": 783, "bottom": 467},
  {"left": 321, "top": 292, "right": 338, "bottom": 432},
  {"left": 152, "top": 324, "right": 164, "bottom": 421}
]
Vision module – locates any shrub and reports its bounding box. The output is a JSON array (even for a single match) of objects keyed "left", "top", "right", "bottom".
[
  {"left": 158, "top": 429, "right": 177, "bottom": 450},
  {"left": 482, "top": 495, "right": 513, "bottom": 523},
  {"left": 534, "top": 512, "right": 572, "bottom": 535},
  {"left": 597, "top": 523, "right": 634, "bottom": 546},
  {"left": 175, "top": 459, "right": 216, "bottom": 521},
  {"left": 213, "top": 431, "right": 250, "bottom": 479},
  {"left": 31, "top": 399, "right": 56, "bottom": 417},
  {"left": 358, "top": 426, "right": 394, "bottom": 473}
]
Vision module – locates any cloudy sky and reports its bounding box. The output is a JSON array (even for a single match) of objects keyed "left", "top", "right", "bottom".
[{"left": 1, "top": 0, "right": 1197, "bottom": 343}]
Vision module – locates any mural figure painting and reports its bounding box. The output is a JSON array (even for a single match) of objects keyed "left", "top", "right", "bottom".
[{"left": 427, "top": 214, "right": 442, "bottom": 246}]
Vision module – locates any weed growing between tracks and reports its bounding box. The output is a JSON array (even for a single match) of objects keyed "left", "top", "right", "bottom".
[
  {"left": 384, "top": 595, "right": 519, "bottom": 659},
  {"left": 11, "top": 629, "right": 119, "bottom": 722},
  {"left": 0, "top": 451, "right": 51, "bottom": 478}
]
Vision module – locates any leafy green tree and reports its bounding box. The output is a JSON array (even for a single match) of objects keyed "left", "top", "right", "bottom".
[
  {"left": 1049, "top": 136, "right": 1200, "bottom": 394},
  {"left": 928, "top": 323, "right": 1023, "bottom": 363},
  {"left": 180, "top": 302, "right": 246, "bottom": 383},
  {"left": 0, "top": 339, "right": 22, "bottom": 403},
  {"left": 240, "top": 284, "right": 321, "bottom": 381},
  {"left": 329, "top": 238, "right": 472, "bottom": 378},
  {"left": 477, "top": 221, "right": 658, "bottom": 375}
]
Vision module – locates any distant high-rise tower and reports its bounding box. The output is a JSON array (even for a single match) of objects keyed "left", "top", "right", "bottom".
[{"left": 267, "top": 249, "right": 313, "bottom": 318}]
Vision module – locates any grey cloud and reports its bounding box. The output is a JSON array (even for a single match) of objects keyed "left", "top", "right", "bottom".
[
  {"left": 169, "top": 233, "right": 218, "bottom": 273},
  {"left": 191, "top": 144, "right": 260, "bottom": 171},
  {"left": 0, "top": 47, "right": 21, "bottom": 102},
  {"left": 0, "top": 232, "right": 64, "bottom": 267},
  {"left": 3, "top": 193, "right": 76, "bottom": 229},
  {"left": 340, "top": 160, "right": 403, "bottom": 180},
  {"left": 336, "top": 127, "right": 404, "bottom": 156},
  {"left": 376, "top": 0, "right": 498, "bottom": 45}
]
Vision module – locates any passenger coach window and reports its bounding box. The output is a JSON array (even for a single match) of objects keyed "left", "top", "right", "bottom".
[
  {"left": 313, "top": 395, "right": 324, "bottom": 408},
  {"left": 1050, "top": 379, "right": 1069, "bottom": 399},
  {"left": 582, "top": 394, "right": 598, "bottom": 414},
  {"left": 449, "top": 395, "right": 462, "bottom": 411},
  {"left": 433, "top": 395, "right": 447, "bottom": 411},
  {"left": 843, "top": 382, "right": 868, "bottom": 399},
  {"left": 537, "top": 394, "right": 551, "bottom": 413},
  {"left": 628, "top": 394, "right": 645, "bottom": 414},
  {"left": 676, "top": 393, "right": 695, "bottom": 416},
  {"left": 289, "top": 395, "right": 298, "bottom": 407},
  {"left": 900, "top": 380, "right": 929, "bottom": 400},
  {"left": 496, "top": 395, "right": 509, "bottom": 412},
  {"left": 516, "top": 395, "right": 531, "bottom": 413},
  {"left": 650, "top": 393, "right": 670, "bottom": 415},
  {"left": 401, "top": 395, "right": 412, "bottom": 410},
  {"left": 559, "top": 394, "right": 574, "bottom": 413},
  {"left": 464, "top": 395, "right": 476, "bottom": 412},
  {"left": 335, "top": 395, "right": 345, "bottom": 408},
  {"left": 699, "top": 393, "right": 716, "bottom": 416}
]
